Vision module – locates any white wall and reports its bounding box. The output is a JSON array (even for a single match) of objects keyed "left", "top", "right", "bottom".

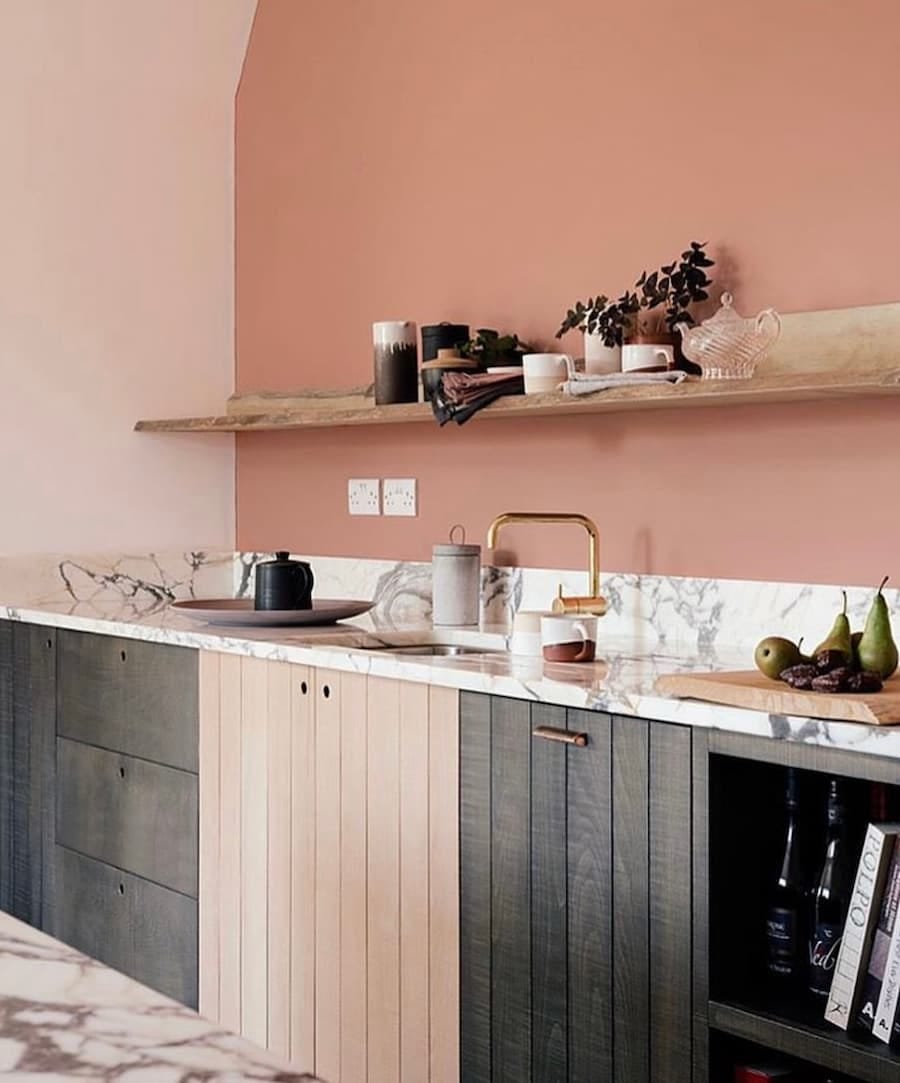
[{"left": 0, "top": 0, "right": 256, "bottom": 552}]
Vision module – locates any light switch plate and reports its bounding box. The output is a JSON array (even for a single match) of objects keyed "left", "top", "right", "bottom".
[
  {"left": 348, "top": 478, "right": 381, "bottom": 516},
  {"left": 383, "top": 478, "right": 417, "bottom": 517}
]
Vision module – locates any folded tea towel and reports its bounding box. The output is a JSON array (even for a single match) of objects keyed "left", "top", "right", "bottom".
[{"left": 561, "top": 370, "right": 688, "bottom": 396}]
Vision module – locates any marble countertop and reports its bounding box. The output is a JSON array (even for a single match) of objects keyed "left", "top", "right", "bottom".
[
  {"left": 0, "top": 911, "right": 315, "bottom": 1081},
  {"left": 5, "top": 598, "right": 900, "bottom": 761}
]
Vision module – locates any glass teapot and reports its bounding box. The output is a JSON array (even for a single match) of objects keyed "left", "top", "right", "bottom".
[{"left": 676, "top": 291, "right": 781, "bottom": 380}]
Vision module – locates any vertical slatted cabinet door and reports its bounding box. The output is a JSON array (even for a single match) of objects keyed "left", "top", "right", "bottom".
[
  {"left": 366, "top": 676, "right": 402, "bottom": 1083},
  {"left": 612, "top": 717, "right": 650, "bottom": 1083},
  {"left": 428, "top": 684, "right": 460, "bottom": 1083},
  {"left": 340, "top": 672, "right": 368, "bottom": 1083},
  {"left": 491, "top": 697, "right": 532, "bottom": 1083},
  {"left": 459, "top": 692, "right": 492, "bottom": 1083},
  {"left": 290, "top": 667, "right": 316, "bottom": 1071},
  {"left": 267, "top": 661, "right": 293, "bottom": 1059},
  {"left": 315, "top": 671, "right": 342, "bottom": 1083},
  {"left": 530, "top": 704, "right": 568, "bottom": 1082},
  {"left": 566, "top": 709, "right": 613, "bottom": 1083},
  {"left": 649, "top": 723, "right": 693, "bottom": 1081},
  {"left": 240, "top": 656, "right": 269, "bottom": 1047}
]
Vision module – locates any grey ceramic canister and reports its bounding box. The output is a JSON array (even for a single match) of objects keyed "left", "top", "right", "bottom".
[{"left": 432, "top": 527, "right": 481, "bottom": 627}]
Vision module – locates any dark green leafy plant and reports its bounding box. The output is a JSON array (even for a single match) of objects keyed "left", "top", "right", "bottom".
[
  {"left": 556, "top": 291, "right": 639, "bottom": 347},
  {"left": 635, "top": 241, "right": 714, "bottom": 334},
  {"left": 459, "top": 328, "right": 533, "bottom": 366},
  {"left": 556, "top": 241, "right": 715, "bottom": 344}
]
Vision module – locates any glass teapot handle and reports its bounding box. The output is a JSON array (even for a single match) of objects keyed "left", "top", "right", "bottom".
[{"left": 755, "top": 308, "right": 782, "bottom": 336}]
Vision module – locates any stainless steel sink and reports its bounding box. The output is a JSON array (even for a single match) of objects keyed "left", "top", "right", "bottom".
[{"left": 362, "top": 643, "right": 504, "bottom": 657}]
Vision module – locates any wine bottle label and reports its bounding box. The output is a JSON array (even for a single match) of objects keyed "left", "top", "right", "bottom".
[
  {"left": 810, "top": 922, "right": 843, "bottom": 998},
  {"left": 767, "top": 906, "right": 798, "bottom": 976}
]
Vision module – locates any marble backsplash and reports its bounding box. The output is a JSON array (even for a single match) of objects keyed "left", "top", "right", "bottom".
[{"left": 1, "top": 549, "right": 898, "bottom": 656}]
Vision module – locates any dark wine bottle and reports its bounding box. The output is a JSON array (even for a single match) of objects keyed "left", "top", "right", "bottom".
[
  {"left": 766, "top": 768, "right": 805, "bottom": 987},
  {"left": 809, "top": 779, "right": 853, "bottom": 1002}
]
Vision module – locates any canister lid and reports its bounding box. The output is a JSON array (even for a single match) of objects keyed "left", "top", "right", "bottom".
[{"left": 433, "top": 544, "right": 481, "bottom": 557}]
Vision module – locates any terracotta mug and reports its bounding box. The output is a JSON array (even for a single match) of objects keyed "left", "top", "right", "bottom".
[{"left": 541, "top": 615, "right": 598, "bottom": 663}]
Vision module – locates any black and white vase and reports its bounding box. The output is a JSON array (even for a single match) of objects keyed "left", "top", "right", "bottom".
[{"left": 373, "top": 320, "right": 419, "bottom": 404}]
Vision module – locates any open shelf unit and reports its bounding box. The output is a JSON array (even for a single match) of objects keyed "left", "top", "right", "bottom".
[
  {"left": 710, "top": 999, "right": 900, "bottom": 1083},
  {"left": 134, "top": 368, "right": 900, "bottom": 433}
]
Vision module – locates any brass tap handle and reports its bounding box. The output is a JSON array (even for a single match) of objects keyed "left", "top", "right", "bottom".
[{"left": 532, "top": 725, "right": 588, "bottom": 747}]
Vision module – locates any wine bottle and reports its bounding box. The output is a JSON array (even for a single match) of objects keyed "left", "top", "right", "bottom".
[
  {"left": 766, "top": 768, "right": 805, "bottom": 988},
  {"left": 809, "top": 779, "right": 853, "bottom": 1002}
]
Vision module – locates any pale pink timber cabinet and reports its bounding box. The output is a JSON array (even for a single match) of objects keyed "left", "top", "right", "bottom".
[{"left": 198, "top": 653, "right": 460, "bottom": 1082}]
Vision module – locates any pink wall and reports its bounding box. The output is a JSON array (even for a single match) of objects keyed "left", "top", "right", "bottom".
[
  {"left": 0, "top": 1, "right": 255, "bottom": 554},
  {"left": 235, "top": 0, "right": 900, "bottom": 584}
]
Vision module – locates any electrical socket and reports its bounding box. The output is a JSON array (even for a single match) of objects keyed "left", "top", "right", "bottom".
[
  {"left": 383, "top": 478, "right": 417, "bottom": 517},
  {"left": 348, "top": 478, "right": 381, "bottom": 516}
]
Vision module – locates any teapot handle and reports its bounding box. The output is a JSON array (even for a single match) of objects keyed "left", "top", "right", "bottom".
[{"left": 755, "top": 308, "right": 782, "bottom": 337}]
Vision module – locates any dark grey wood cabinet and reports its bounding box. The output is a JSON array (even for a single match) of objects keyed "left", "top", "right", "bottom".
[
  {"left": 0, "top": 620, "right": 199, "bottom": 1008},
  {"left": 49, "top": 628, "right": 199, "bottom": 1007},
  {"left": 459, "top": 692, "right": 696, "bottom": 1083}
]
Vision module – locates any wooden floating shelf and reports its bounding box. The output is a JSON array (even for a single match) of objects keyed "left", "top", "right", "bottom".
[
  {"left": 135, "top": 369, "right": 900, "bottom": 434},
  {"left": 709, "top": 999, "right": 900, "bottom": 1083}
]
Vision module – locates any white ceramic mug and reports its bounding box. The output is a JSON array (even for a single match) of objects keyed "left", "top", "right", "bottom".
[
  {"left": 509, "top": 610, "right": 547, "bottom": 657},
  {"left": 621, "top": 343, "right": 673, "bottom": 373},
  {"left": 584, "top": 332, "right": 622, "bottom": 375},
  {"left": 522, "top": 353, "right": 570, "bottom": 394},
  {"left": 541, "top": 614, "right": 598, "bottom": 663}
]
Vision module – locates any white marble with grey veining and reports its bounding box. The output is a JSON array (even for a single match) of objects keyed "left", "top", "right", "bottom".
[
  {"left": 0, "top": 911, "right": 315, "bottom": 1081},
  {"left": 3, "top": 550, "right": 900, "bottom": 762}
]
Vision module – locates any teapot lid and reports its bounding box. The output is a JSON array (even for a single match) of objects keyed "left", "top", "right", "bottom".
[{"left": 261, "top": 550, "right": 299, "bottom": 566}]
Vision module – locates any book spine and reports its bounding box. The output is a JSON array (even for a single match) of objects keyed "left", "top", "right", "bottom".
[
  {"left": 874, "top": 887, "right": 900, "bottom": 1043},
  {"left": 826, "top": 825, "right": 895, "bottom": 1029},
  {"left": 858, "top": 838, "right": 900, "bottom": 1031}
]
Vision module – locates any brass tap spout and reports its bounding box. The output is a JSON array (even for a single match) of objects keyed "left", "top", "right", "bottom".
[{"left": 486, "top": 512, "right": 608, "bottom": 616}]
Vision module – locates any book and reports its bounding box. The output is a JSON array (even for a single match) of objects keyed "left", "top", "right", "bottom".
[
  {"left": 858, "top": 836, "right": 900, "bottom": 1031},
  {"left": 826, "top": 823, "right": 900, "bottom": 1030},
  {"left": 873, "top": 843, "right": 900, "bottom": 1042}
]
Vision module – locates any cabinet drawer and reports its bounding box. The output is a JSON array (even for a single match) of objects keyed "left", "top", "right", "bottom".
[
  {"left": 56, "top": 738, "right": 197, "bottom": 897},
  {"left": 52, "top": 844, "right": 198, "bottom": 1008},
  {"left": 57, "top": 629, "right": 198, "bottom": 772}
]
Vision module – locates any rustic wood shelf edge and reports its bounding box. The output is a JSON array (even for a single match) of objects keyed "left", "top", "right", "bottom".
[{"left": 134, "top": 369, "right": 900, "bottom": 434}]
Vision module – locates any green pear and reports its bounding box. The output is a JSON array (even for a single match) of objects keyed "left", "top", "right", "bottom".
[
  {"left": 812, "top": 590, "right": 852, "bottom": 662},
  {"left": 857, "top": 576, "right": 899, "bottom": 680},
  {"left": 754, "top": 636, "right": 806, "bottom": 680},
  {"left": 851, "top": 630, "right": 863, "bottom": 668}
]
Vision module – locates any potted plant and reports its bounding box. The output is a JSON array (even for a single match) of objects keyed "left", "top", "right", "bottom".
[
  {"left": 556, "top": 294, "right": 636, "bottom": 374},
  {"left": 623, "top": 241, "right": 715, "bottom": 373},
  {"left": 459, "top": 327, "right": 533, "bottom": 369}
]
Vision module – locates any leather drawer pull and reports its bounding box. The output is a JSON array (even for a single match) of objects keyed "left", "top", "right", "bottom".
[{"left": 532, "top": 725, "right": 588, "bottom": 747}]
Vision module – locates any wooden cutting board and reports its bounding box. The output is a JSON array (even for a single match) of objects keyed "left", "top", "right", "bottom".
[{"left": 654, "top": 670, "right": 900, "bottom": 725}]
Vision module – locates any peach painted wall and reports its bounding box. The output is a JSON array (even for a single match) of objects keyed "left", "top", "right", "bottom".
[
  {"left": 236, "top": 0, "right": 900, "bottom": 584},
  {"left": 0, "top": 0, "right": 256, "bottom": 554}
]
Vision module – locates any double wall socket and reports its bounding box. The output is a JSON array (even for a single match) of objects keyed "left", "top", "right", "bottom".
[
  {"left": 347, "top": 478, "right": 381, "bottom": 516},
  {"left": 347, "top": 477, "right": 418, "bottom": 516}
]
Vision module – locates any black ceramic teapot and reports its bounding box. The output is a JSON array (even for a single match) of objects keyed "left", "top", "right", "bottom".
[{"left": 254, "top": 551, "right": 314, "bottom": 611}]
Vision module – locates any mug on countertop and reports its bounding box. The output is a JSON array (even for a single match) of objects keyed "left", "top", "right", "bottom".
[
  {"left": 509, "top": 610, "right": 549, "bottom": 657},
  {"left": 522, "top": 353, "right": 570, "bottom": 394},
  {"left": 541, "top": 614, "right": 598, "bottom": 663}
]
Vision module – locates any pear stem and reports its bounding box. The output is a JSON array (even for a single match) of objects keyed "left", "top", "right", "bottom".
[
  {"left": 841, "top": 589, "right": 847, "bottom": 616},
  {"left": 879, "top": 575, "right": 890, "bottom": 595}
]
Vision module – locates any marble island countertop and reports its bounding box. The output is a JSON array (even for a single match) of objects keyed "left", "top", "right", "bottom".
[
  {"left": 5, "top": 596, "right": 900, "bottom": 762},
  {"left": 0, "top": 911, "right": 314, "bottom": 1081}
]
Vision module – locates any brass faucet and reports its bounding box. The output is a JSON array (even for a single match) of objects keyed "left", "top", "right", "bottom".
[{"left": 486, "top": 512, "right": 608, "bottom": 616}]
